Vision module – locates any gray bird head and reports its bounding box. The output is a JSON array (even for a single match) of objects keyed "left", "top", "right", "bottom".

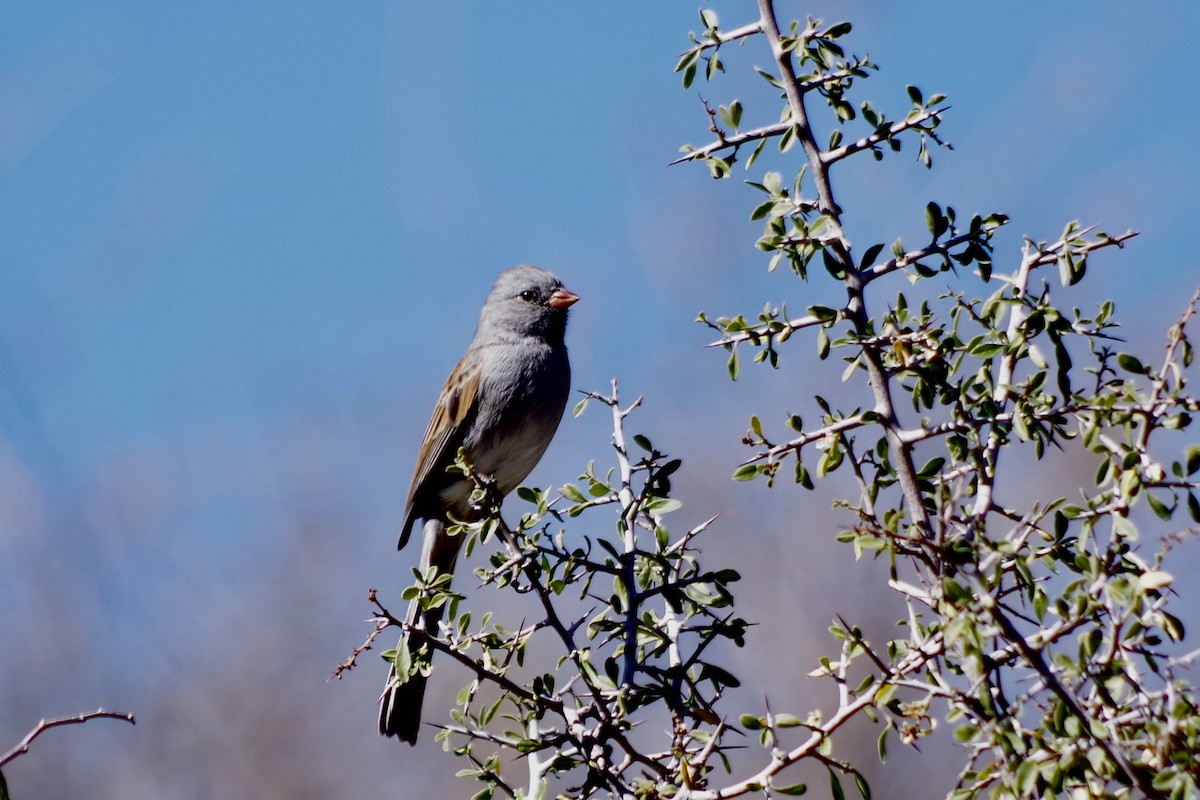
[{"left": 478, "top": 265, "right": 579, "bottom": 345}]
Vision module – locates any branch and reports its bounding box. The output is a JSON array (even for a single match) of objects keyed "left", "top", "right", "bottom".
[
  {"left": 822, "top": 107, "right": 946, "bottom": 165},
  {"left": 670, "top": 72, "right": 874, "bottom": 166},
  {"left": 754, "top": 0, "right": 931, "bottom": 536},
  {"left": 705, "top": 313, "right": 828, "bottom": 348},
  {"left": 676, "top": 638, "right": 942, "bottom": 799},
  {"left": 982, "top": 597, "right": 1165, "bottom": 799},
  {"left": 0, "top": 711, "right": 136, "bottom": 769},
  {"left": 670, "top": 121, "right": 791, "bottom": 166},
  {"left": 369, "top": 592, "right": 556, "bottom": 713},
  {"left": 331, "top": 588, "right": 390, "bottom": 679},
  {"left": 737, "top": 413, "right": 867, "bottom": 466},
  {"left": 1025, "top": 228, "right": 1138, "bottom": 268},
  {"left": 677, "top": 20, "right": 763, "bottom": 56},
  {"left": 862, "top": 227, "right": 1002, "bottom": 284}
]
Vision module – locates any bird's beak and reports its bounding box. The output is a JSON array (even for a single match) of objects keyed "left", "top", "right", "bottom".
[{"left": 548, "top": 288, "right": 580, "bottom": 309}]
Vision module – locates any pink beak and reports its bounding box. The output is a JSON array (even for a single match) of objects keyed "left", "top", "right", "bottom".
[{"left": 548, "top": 288, "right": 580, "bottom": 309}]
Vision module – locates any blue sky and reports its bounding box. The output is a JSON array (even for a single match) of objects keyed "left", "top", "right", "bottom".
[{"left": 3, "top": 2, "right": 1200, "bottom": 796}]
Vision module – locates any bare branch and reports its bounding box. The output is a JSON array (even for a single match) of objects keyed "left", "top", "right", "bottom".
[{"left": 1, "top": 711, "right": 136, "bottom": 769}]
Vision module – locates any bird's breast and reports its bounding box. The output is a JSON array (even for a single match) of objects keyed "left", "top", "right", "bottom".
[{"left": 439, "top": 342, "right": 569, "bottom": 513}]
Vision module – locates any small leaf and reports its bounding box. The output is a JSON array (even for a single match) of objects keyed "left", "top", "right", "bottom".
[
  {"left": 858, "top": 242, "right": 885, "bottom": 270},
  {"left": 732, "top": 464, "right": 759, "bottom": 481},
  {"left": 1015, "top": 759, "right": 1038, "bottom": 795},
  {"left": 1185, "top": 445, "right": 1200, "bottom": 476},
  {"left": 924, "top": 202, "right": 946, "bottom": 239},
  {"left": 954, "top": 724, "right": 978, "bottom": 742},
  {"left": 1116, "top": 353, "right": 1148, "bottom": 374},
  {"left": 817, "top": 327, "right": 831, "bottom": 360},
  {"left": 573, "top": 397, "right": 589, "bottom": 417},
  {"left": 829, "top": 770, "right": 846, "bottom": 800},
  {"left": 775, "top": 784, "right": 808, "bottom": 796},
  {"left": 1146, "top": 492, "right": 1173, "bottom": 521}
]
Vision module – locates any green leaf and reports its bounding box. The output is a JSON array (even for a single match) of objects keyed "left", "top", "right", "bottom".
[
  {"left": 750, "top": 199, "right": 776, "bottom": 221},
  {"left": 829, "top": 769, "right": 846, "bottom": 800},
  {"left": 775, "top": 783, "right": 808, "bottom": 796},
  {"left": 917, "top": 457, "right": 946, "bottom": 479},
  {"left": 728, "top": 99, "right": 743, "bottom": 128},
  {"left": 728, "top": 349, "right": 741, "bottom": 381},
  {"left": 817, "top": 327, "right": 831, "bottom": 360},
  {"left": 646, "top": 497, "right": 683, "bottom": 515},
  {"left": 858, "top": 242, "right": 885, "bottom": 270},
  {"left": 1116, "top": 353, "right": 1148, "bottom": 374},
  {"left": 732, "top": 464, "right": 759, "bottom": 481},
  {"left": 1185, "top": 445, "right": 1200, "bottom": 476},
  {"left": 924, "top": 202, "right": 947, "bottom": 238},
  {"left": 1011, "top": 410, "right": 1030, "bottom": 441},
  {"left": 572, "top": 397, "right": 589, "bottom": 418},
  {"left": 1146, "top": 492, "right": 1173, "bottom": 521},
  {"left": 954, "top": 724, "right": 978, "bottom": 742},
  {"left": 1015, "top": 759, "right": 1038, "bottom": 795},
  {"left": 808, "top": 305, "right": 839, "bottom": 321},
  {"left": 682, "top": 61, "right": 697, "bottom": 89},
  {"left": 739, "top": 713, "right": 764, "bottom": 730},
  {"left": 822, "top": 248, "right": 845, "bottom": 279}
]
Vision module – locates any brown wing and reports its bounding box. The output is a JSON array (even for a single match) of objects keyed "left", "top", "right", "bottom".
[{"left": 397, "top": 352, "right": 482, "bottom": 549}]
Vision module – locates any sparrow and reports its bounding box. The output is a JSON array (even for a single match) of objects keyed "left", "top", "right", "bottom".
[{"left": 379, "top": 265, "right": 578, "bottom": 744}]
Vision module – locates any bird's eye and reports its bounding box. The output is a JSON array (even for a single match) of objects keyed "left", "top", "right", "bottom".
[{"left": 519, "top": 289, "right": 539, "bottom": 303}]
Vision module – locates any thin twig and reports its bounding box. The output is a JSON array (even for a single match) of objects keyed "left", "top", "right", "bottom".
[{"left": 1, "top": 711, "right": 136, "bottom": 769}]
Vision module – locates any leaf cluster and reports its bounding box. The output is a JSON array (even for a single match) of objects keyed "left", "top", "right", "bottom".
[{"left": 685, "top": 4, "right": 1200, "bottom": 799}]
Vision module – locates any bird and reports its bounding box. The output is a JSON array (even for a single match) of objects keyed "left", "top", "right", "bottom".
[{"left": 379, "top": 265, "right": 578, "bottom": 744}]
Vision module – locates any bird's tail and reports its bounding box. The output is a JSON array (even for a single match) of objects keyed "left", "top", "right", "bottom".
[
  {"left": 378, "top": 646, "right": 429, "bottom": 743},
  {"left": 379, "top": 518, "right": 461, "bottom": 744}
]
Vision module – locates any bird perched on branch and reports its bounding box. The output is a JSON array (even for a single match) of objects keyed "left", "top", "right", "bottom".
[{"left": 379, "top": 265, "right": 578, "bottom": 744}]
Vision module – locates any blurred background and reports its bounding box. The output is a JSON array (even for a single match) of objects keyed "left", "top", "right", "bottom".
[{"left": 2, "top": 1, "right": 1199, "bottom": 797}]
